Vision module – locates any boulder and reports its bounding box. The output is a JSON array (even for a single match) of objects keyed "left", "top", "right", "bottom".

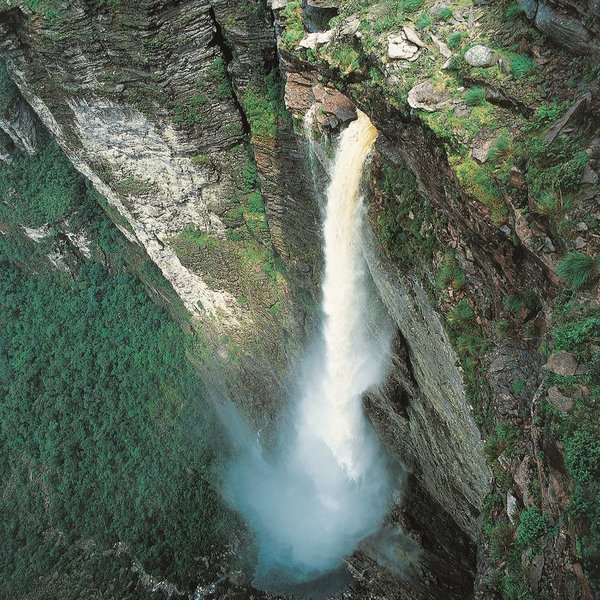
[
  {"left": 535, "top": 3, "right": 596, "bottom": 55},
  {"left": 544, "top": 350, "right": 578, "bottom": 376},
  {"left": 464, "top": 45, "right": 496, "bottom": 67},
  {"left": 507, "top": 491, "right": 518, "bottom": 524},
  {"left": 517, "top": 0, "right": 538, "bottom": 20},
  {"left": 546, "top": 386, "right": 573, "bottom": 413},
  {"left": 407, "top": 81, "right": 451, "bottom": 112}
]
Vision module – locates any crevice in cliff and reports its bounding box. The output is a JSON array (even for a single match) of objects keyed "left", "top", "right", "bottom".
[{"left": 207, "top": 6, "right": 250, "bottom": 137}]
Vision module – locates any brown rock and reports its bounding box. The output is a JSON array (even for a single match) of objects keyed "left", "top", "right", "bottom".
[
  {"left": 509, "top": 165, "right": 526, "bottom": 189},
  {"left": 321, "top": 90, "right": 356, "bottom": 124},
  {"left": 544, "top": 351, "right": 578, "bottom": 376},
  {"left": 547, "top": 386, "right": 573, "bottom": 413}
]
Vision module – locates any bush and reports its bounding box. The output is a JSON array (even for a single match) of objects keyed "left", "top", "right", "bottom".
[
  {"left": 447, "top": 32, "right": 464, "bottom": 49},
  {"left": 437, "top": 7, "right": 453, "bottom": 21},
  {"left": 511, "top": 55, "right": 536, "bottom": 78},
  {"left": 517, "top": 507, "right": 547, "bottom": 546},
  {"left": 487, "top": 132, "right": 512, "bottom": 162},
  {"left": 464, "top": 87, "right": 486, "bottom": 106},
  {"left": 556, "top": 252, "right": 598, "bottom": 290},
  {"left": 415, "top": 12, "right": 433, "bottom": 28},
  {"left": 281, "top": 1, "right": 304, "bottom": 50},
  {"left": 447, "top": 299, "right": 474, "bottom": 325}
]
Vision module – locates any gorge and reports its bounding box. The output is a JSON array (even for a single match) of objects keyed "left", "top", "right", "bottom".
[{"left": 0, "top": 1, "right": 598, "bottom": 599}]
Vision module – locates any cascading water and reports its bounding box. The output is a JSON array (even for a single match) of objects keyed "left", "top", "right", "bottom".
[{"left": 224, "top": 110, "right": 393, "bottom": 595}]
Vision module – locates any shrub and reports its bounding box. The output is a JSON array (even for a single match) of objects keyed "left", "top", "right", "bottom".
[
  {"left": 487, "top": 132, "right": 512, "bottom": 162},
  {"left": 447, "top": 32, "right": 463, "bottom": 49},
  {"left": 400, "top": 0, "right": 424, "bottom": 13},
  {"left": 330, "top": 44, "right": 361, "bottom": 73},
  {"left": 246, "top": 191, "right": 265, "bottom": 214},
  {"left": 517, "top": 507, "right": 547, "bottom": 546},
  {"left": 512, "top": 379, "right": 526, "bottom": 394},
  {"left": 464, "top": 87, "right": 486, "bottom": 106},
  {"left": 511, "top": 55, "right": 536, "bottom": 78},
  {"left": 447, "top": 299, "right": 474, "bottom": 325},
  {"left": 533, "top": 192, "right": 564, "bottom": 217},
  {"left": 191, "top": 153, "right": 211, "bottom": 166},
  {"left": 504, "top": 1, "right": 524, "bottom": 20},
  {"left": 415, "top": 12, "right": 433, "bottom": 28},
  {"left": 437, "top": 7, "right": 453, "bottom": 21},
  {"left": 503, "top": 290, "right": 539, "bottom": 314},
  {"left": 281, "top": 1, "right": 304, "bottom": 50},
  {"left": 436, "top": 252, "right": 467, "bottom": 290},
  {"left": 489, "top": 523, "right": 515, "bottom": 561},
  {"left": 556, "top": 252, "right": 598, "bottom": 290}
]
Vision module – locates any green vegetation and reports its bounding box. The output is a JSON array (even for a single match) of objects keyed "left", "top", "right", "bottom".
[
  {"left": 511, "top": 54, "right": 536, "bottom": 79},
  {"left": 436, "top": 251, "right": 466, "bottom": 291},
  {"left": 0, "top": 254, "right": 235, "bottom": 596},
  {"left": 0, "top": 135, "right": 80, "bottom": 228},
  {"left": 517, "top": 507, "right": 547, "bottom": 546},
  {"left": 281, "top": 1, "right": 304, "bottom": 50},
  {"left": 447, "top": 32, "right": 464, "bottom": 49},
  {"left": 244, "top": 69, "right": 290, "bottom": 138},
  {"left": 328, "top": 44, "right": 362, "bottom": 74},
  {"left": 0, "top": 87, "right": 235, "bottom": 594},
  {"left": 556, "top": 252, "right": 599, "bottom": 291},
  {"left": 171, "top": 55, "right": 235, "bottom": 130},
  {"left": 464, "top": 87, "right": 487, "bottom": 107},
  {"left": 487, "top": 132, "right": 512, "bottom": 163},
  {"left": 115, "top": 175, "right": 156, "bottom": 196},
  {"left": 374, "top": 162, "right": 437, "bottom": 272},
  {"left": 437, "top": 7, "right": 453, "bottom": 21},
  {"left": 415, "top": 12, "right": 433, "bottom": 28}
]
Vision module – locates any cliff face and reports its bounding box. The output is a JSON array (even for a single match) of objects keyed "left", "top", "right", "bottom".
[{"left": 1, "top": 0, "right": 599, "bottom": 599}]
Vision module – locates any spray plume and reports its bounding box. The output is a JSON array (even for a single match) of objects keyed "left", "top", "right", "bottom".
[{"left": 223, "top": 111, "right": 393, "bottom": 595}]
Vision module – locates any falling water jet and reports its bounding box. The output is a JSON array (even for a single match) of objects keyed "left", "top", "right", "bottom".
[{"left": 223, "top": 110, "right": 395, "bottom": 596}]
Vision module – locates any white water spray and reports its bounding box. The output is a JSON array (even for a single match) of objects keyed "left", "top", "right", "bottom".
[{"left": 224, "top": 111, "right": 393, "bottom": 593}]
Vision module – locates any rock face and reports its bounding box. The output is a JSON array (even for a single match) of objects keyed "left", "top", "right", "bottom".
[{"left": 517, "top": 0, "right": 600, "bottom": 55}]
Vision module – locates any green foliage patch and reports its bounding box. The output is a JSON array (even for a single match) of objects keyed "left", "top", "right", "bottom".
[{"left": 0, "top": 255, "right": 234, "bottom": 595}]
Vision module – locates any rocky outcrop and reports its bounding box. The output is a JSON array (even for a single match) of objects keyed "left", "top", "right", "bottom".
[{"left": 517, "top": 0, "right": 600, "bottom": 55}]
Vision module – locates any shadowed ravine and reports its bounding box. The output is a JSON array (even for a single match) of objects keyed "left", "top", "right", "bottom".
[{"left": 223, "top": 112, "right": 399, "bottom": 596}]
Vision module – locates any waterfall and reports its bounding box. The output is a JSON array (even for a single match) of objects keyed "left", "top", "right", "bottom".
[{"left": 224, "top": 110, "right": 393, "bottom": 594}]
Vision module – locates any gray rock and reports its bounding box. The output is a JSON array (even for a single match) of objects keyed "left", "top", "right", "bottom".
[
  {"left": 407, "top": 81, "right": 451, "bottom": 112},
  {"left": 535, "top": 3, "right": 596, "bottom": 55},
  {"left": 582, "top": 164, "right": 599, "bottom": 185},
  {"left": 507, "top": 491, "right": 518, "bottom": 524},
  {"left": 403, "top": 26, "right": 426, "bottom": 47},
  {"left": 545, "top": 351, "right": 578, "bottom": 376},
  {"left": 576, "top": 221, "right": 589, "bottom": 232},
  {"left": 529, "top": 554, "right": 544, "bottom": 595},
  {"left": 547, "top": 386, "right": 573, "bottom": 413},
  {"left": 430, "top": 33, "right": 451, "bottom": 58},
  {"left": 471, "top": 136, "right": 495, "bottom": 163},
  {"left": 489, "top": 357, "right": 506, "bottom": 373},
  {"left": 574, "top": 236, "right": 586, "bottom": 249},
  {"left": 388, "top": 35, "right": 419, "bottom": 60},
  {"left": 464, "top": 45, "right": 496, "bottom": 67},
  {"left": 339, "top": 17, "right": 360, "bottom": 37},
  {"left": 517, "top": 0, "right": 538, "bottom": 20},
  {"left": 542, "top": 236, "right": 555, "bottom": 253},
  {"left": 299, "top": 30, "right": 333, "bottom": 49}
]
